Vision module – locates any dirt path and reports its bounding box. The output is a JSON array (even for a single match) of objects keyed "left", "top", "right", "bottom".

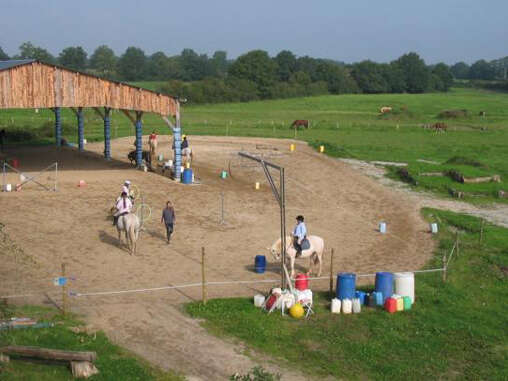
[
  {"left": 340, "top": 158, "right": 508, "bottom": 228},
  {"left": 0, "top": 137, "right": 434, "bottom": 380}
]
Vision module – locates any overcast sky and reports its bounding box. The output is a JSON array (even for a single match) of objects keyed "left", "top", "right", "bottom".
[{"left": 1, "top": 0, "right": 507, "bottom": 64}]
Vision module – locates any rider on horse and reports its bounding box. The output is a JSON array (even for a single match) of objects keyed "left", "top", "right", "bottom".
[
  {"left": 293, "top": 215, "right": 307, "bottom": 257},
  {"left": 113, "top": 191, "right": 133, "bottom": 226}
]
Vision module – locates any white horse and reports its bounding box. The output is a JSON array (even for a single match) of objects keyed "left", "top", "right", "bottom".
[
  {"left": 269, "top": 235, "right": 324, "bottom": 279},
  {"left": 115, "top": 212, "right": 141, "bottom": 255}
]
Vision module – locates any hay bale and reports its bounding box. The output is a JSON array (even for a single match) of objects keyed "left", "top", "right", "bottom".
[{"left": 438, "top": 109, "right": 468, "bottom": 118}]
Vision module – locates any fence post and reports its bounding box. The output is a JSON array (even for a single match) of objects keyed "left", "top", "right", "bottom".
[
  {"left": 61, "top": 263, "right": 68, "bottom": 315},
  {"left": 201, "top": 247, "right": 207, "bottom": 305},
  {"left": 329, "top": 248, "right": 334, "bottom": 297},
  {"left": 442, "top": 255, "right": 447, "bottom": 283},
  {"left": 479, "top": 219, "right": 485, "bottom": 245}
]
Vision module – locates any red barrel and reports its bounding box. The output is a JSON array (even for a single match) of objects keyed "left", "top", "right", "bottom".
[
  {"left": 295, "top": 273, "right": 309, "bottom": 291},
  {"left": 384, "top": 297, "right": 397, "bottom": 314},
  {"left": 9, "top": 159, "right": 19, "bottom": 169}
]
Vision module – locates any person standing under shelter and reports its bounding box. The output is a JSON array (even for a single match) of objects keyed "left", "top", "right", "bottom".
[{"left": 161, "top": 201, "right": 176, "bottom": 244}]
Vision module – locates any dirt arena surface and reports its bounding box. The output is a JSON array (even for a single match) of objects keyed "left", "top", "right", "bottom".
[{"left": 0, "top": 136, "right": 434, "bottom": 379}]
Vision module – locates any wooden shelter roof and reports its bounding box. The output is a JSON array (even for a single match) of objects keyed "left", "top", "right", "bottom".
[{"left": 0, "top": 60, "right": 177, "bottom": 117}]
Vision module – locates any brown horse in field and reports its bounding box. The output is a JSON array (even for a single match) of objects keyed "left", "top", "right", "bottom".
[{"left": 291, "top": 120, "right": 309, "bottom": 129}]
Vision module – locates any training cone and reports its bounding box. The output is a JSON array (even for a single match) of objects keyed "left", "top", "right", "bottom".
[{"left": 289, "top": 303, "right": 305, "bottom": 319}]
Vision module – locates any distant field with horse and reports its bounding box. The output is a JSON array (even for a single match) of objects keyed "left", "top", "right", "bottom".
[{"left": 1, "top": 87, "right": 507, "bottom": 203}]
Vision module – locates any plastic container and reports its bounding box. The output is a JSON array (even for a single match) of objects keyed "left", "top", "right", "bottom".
[
  {"left": 403, "top": 296, "right": 412, "bottom": 310},
  {"left": 379, "top": 222, "right": 387, "bottom": 234},
  {"left": 384, "top": 297, "right": 397, "bottom": 313},
  {"left": 396, "top": 298, "right": 404, "bottom": 311},
  {"left": 355, "top": 291, "right": 366, "bottom": 305},
  {"left": 394, "top": 272, "right": 415, "bottom": 303},
  {"left": 352, "top": 298, "right": 361, "bottom": 313},
  {"left": 9, "top": 159, "right": 19, "bottom": 169},
  {"left": 254, "top": 255, "right": 266, "bottom": 273},
  {"left": 367, "top": 293, "right": 377, "bottom": 307},
  {"left": 342, "top": 298, "right": 352, "bottom": 314},
  {"left": 182, "top": 168, "right": 193, "bottom": 184},
  {"left": 4, "top": 184, "right": 12, "bottom": 192},
  {"left": 254, "top": 294, "right": 265, "bottom": 307},
  {"left": 375, "top": 272, "right": 394, "bottom": 301},
  {"left": 430, "top": 223, "right": 438, "bottom": 234},
  {"left": 336, "top": 273, "right": 356, "bottom": 300},
  {"left": 295, "top": 273, "right": 309, "bottom": 291},
  {"left": 220, "top": 170, "right": 227, "bottom": 179},
  {"left": 331, "top": 298, "right": 341, "bottom": 314}
]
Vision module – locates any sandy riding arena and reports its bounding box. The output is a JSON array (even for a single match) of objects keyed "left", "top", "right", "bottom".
[{"left": 0, "top": 136, "right": 433, "bottom": 379}]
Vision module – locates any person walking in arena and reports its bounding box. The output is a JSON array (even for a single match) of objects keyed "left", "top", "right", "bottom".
[{"left": 161, "top": 200, "right": 176, "bottom": 244}]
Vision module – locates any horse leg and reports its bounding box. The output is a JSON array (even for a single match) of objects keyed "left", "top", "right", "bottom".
[
  {"left": 308, "top": 255, "right": 313, "bottom": 275},
  {"left": 289, "top": 255, "right": 295, "bottom": 279},
  {"left": 318, "top": 252, "right": 323, "bottom": 276}
]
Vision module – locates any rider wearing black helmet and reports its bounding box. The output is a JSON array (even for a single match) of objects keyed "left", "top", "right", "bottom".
[{"left": 293, "top": 215, "right": 307, "bottom": 257}]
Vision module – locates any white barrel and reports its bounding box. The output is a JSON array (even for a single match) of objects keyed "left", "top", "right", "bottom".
[
  {"left": 4, "top": 184, "right": 12, "bottom": 192},
  {"left": 342, "top": 298, "right": 352, "bottom": 314},
  {"left": 431, "top": 223, "right": 438, "bottom": 234},
  {"left": 379, "top": 222, "right": 386, "bottom": 234},
  {"left": 394, "top": 272, "right": 415, "bottom": 303},
  {"left": 254, "top": 294, "right": 265, "bottom": 307},
  {"left": 352, "top": 298, "right": 361, "bottom": 313},
  {"left": 331, "top": 298, "right": 341, "bottom": 314}
]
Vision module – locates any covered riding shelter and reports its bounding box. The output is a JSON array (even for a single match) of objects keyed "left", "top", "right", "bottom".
[{"left": 0, "top": 59, "right": 184, "bottom": 178}]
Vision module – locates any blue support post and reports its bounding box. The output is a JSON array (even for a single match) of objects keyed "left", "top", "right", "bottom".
[
  {"left": 135, "top": 112, "right": 143, "bottom": 167},
  {"left": 77, "top": 107, "right": 84, "bottom": 152},
  {"left": 104, "top": 107, "right": 111, "bottom": 159},
  {"left": 54, "top": 107, "right": 61, "bottom": 147},
  {"left": 173, "top": 128, "right": 182, "bottom": 180}
]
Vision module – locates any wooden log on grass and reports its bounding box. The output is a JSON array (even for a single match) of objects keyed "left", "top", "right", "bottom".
[
  {"left": 463, "top": 175, "right": 501, "bottom": 184},
  {"left": 0, "top": 346, "right": 97, "bottom": 362}
]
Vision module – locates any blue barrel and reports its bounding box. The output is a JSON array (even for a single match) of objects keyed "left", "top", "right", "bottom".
[
  {"left": 254, "top": 255, "right": 266, "bottom": 273},
  {"left": 182, "top": 168, "right": 193, "bottom": 184},
  {"left": 375, "top": 272, "right": 394, "bottom": 301},
  {"left": 336, "top": 273, "right": 356, "bottom": 300},
  {"left": 355, "top": 290, "right": 366, "bottom": 305}
]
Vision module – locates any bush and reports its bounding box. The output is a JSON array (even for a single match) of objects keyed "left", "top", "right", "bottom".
[{"left": 437, "top": 109, "right": 468, "bottom": 118}]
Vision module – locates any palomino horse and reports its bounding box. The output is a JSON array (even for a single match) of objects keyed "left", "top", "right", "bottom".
[
  {"left": 113, "top": 211, "right": 141, "bottom": 255},
  {"left": 269, "top": 235, "right": 324, "bottom": 279},
  {"left": 290, "top": 120, "right": 309, "bottom": 129}
]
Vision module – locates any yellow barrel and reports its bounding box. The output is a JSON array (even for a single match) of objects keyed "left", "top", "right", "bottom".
[
  {"left": 319, "top": 145, "right": 325, "bottom": 153},
  {"left": 290, "top": 144, "right": 295, "bottom": 152},
  {"left": 255, "top": 182, "right": 260, "bottom": 190}
]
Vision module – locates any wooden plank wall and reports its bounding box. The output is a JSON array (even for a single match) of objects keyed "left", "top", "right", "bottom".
[{"left": 0, "top": 62, "right": 177, "bottom": 116}]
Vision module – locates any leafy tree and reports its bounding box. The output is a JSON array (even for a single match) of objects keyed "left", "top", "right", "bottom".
[
  {"left": 289, "top": 71, "right": 312, "bottom": 87},
  {"left": 58, "top": 46, "right": 87, "bottom": 71},
  {"left": 228, "top": 50, "right": 277, "bottom": 98},
  {"left": 315, "top": 62, "right": 359, "bottom": 94},
  {"left": 296, "top": 56, "right": 320, "bottom": 81},
  {"left": 16, "top": 41, "right": 55, "bottom": 63},
  {"left": 351, "top": 60, "right": 389, "bottom": 93},
  {"left": 380, "top": 63, "right": 406, "bottom": 93},
  {"left": 146, "top": 51, "right": 170, "bottom": 80},
  {"left": 211, "top": 50, "right": 228, "bottom": 78},
  {"left": 469, "top": 59, "right": 495, "bottom": 80},
  {"left": 179, "top": 48, "right": 213, "bottom": 81},
  {"left": 274, "top": 50, "right": 297, "bottom": 81},
  {"left": 0, "top": 46, "right": 9, "bottom": 60},
  {"left": 89, "top": 45, "right": 117, "bottom": 78},
  {"left": 432, "top": 63, "right": 453, "bottom": 91},
  {"left": 450, "top": 62, "right": 470, "bottom": 79},
  {"left": 393, "top": 52, "right": 429, "bottom": 93},
  {"left": 117, "top": 47, "right": 147, "bottom": 81}
]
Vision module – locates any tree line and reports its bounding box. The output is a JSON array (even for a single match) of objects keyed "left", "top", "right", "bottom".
[{"left": 1, "top": 42, "right": 503, "bottom": 104}]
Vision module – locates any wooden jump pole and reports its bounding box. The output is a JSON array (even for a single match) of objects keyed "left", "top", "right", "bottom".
[
  {"left": 442, "top": 254, "right": 447, "bottom": 283},
  {"left": 329, "top": 248, "right": 334, "bottom": 297},
  {"left": 201, "top": 248, "right": 206, "bottom": 301},
  {"left": 61, "top": 263, "right": 68, "bottom": 315}
]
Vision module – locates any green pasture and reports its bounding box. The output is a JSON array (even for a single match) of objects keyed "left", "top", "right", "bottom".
[
  {"left": 187, "top": 209, "right": 508, "bottom": 380},
  {"left": 0, "top": 305, "right": 182, "bottom": 381},
  {"left": 1, "top": 87, "right": 507, "bottom": 203}
]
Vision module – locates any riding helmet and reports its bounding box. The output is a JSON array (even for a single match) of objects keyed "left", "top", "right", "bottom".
[{"left": 296, "top": 215, "right": 304, "bottom": 222}]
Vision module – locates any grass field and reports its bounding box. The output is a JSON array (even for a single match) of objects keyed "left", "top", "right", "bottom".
[
  {"left": 186, "top": 209, "right": 508, "bottom": 380},
  {"left": 1, "top": 87, "right": 507, "bottom": 203},
  {"left": 0, "top": 305, "right": 182, "bottom": 381}
]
